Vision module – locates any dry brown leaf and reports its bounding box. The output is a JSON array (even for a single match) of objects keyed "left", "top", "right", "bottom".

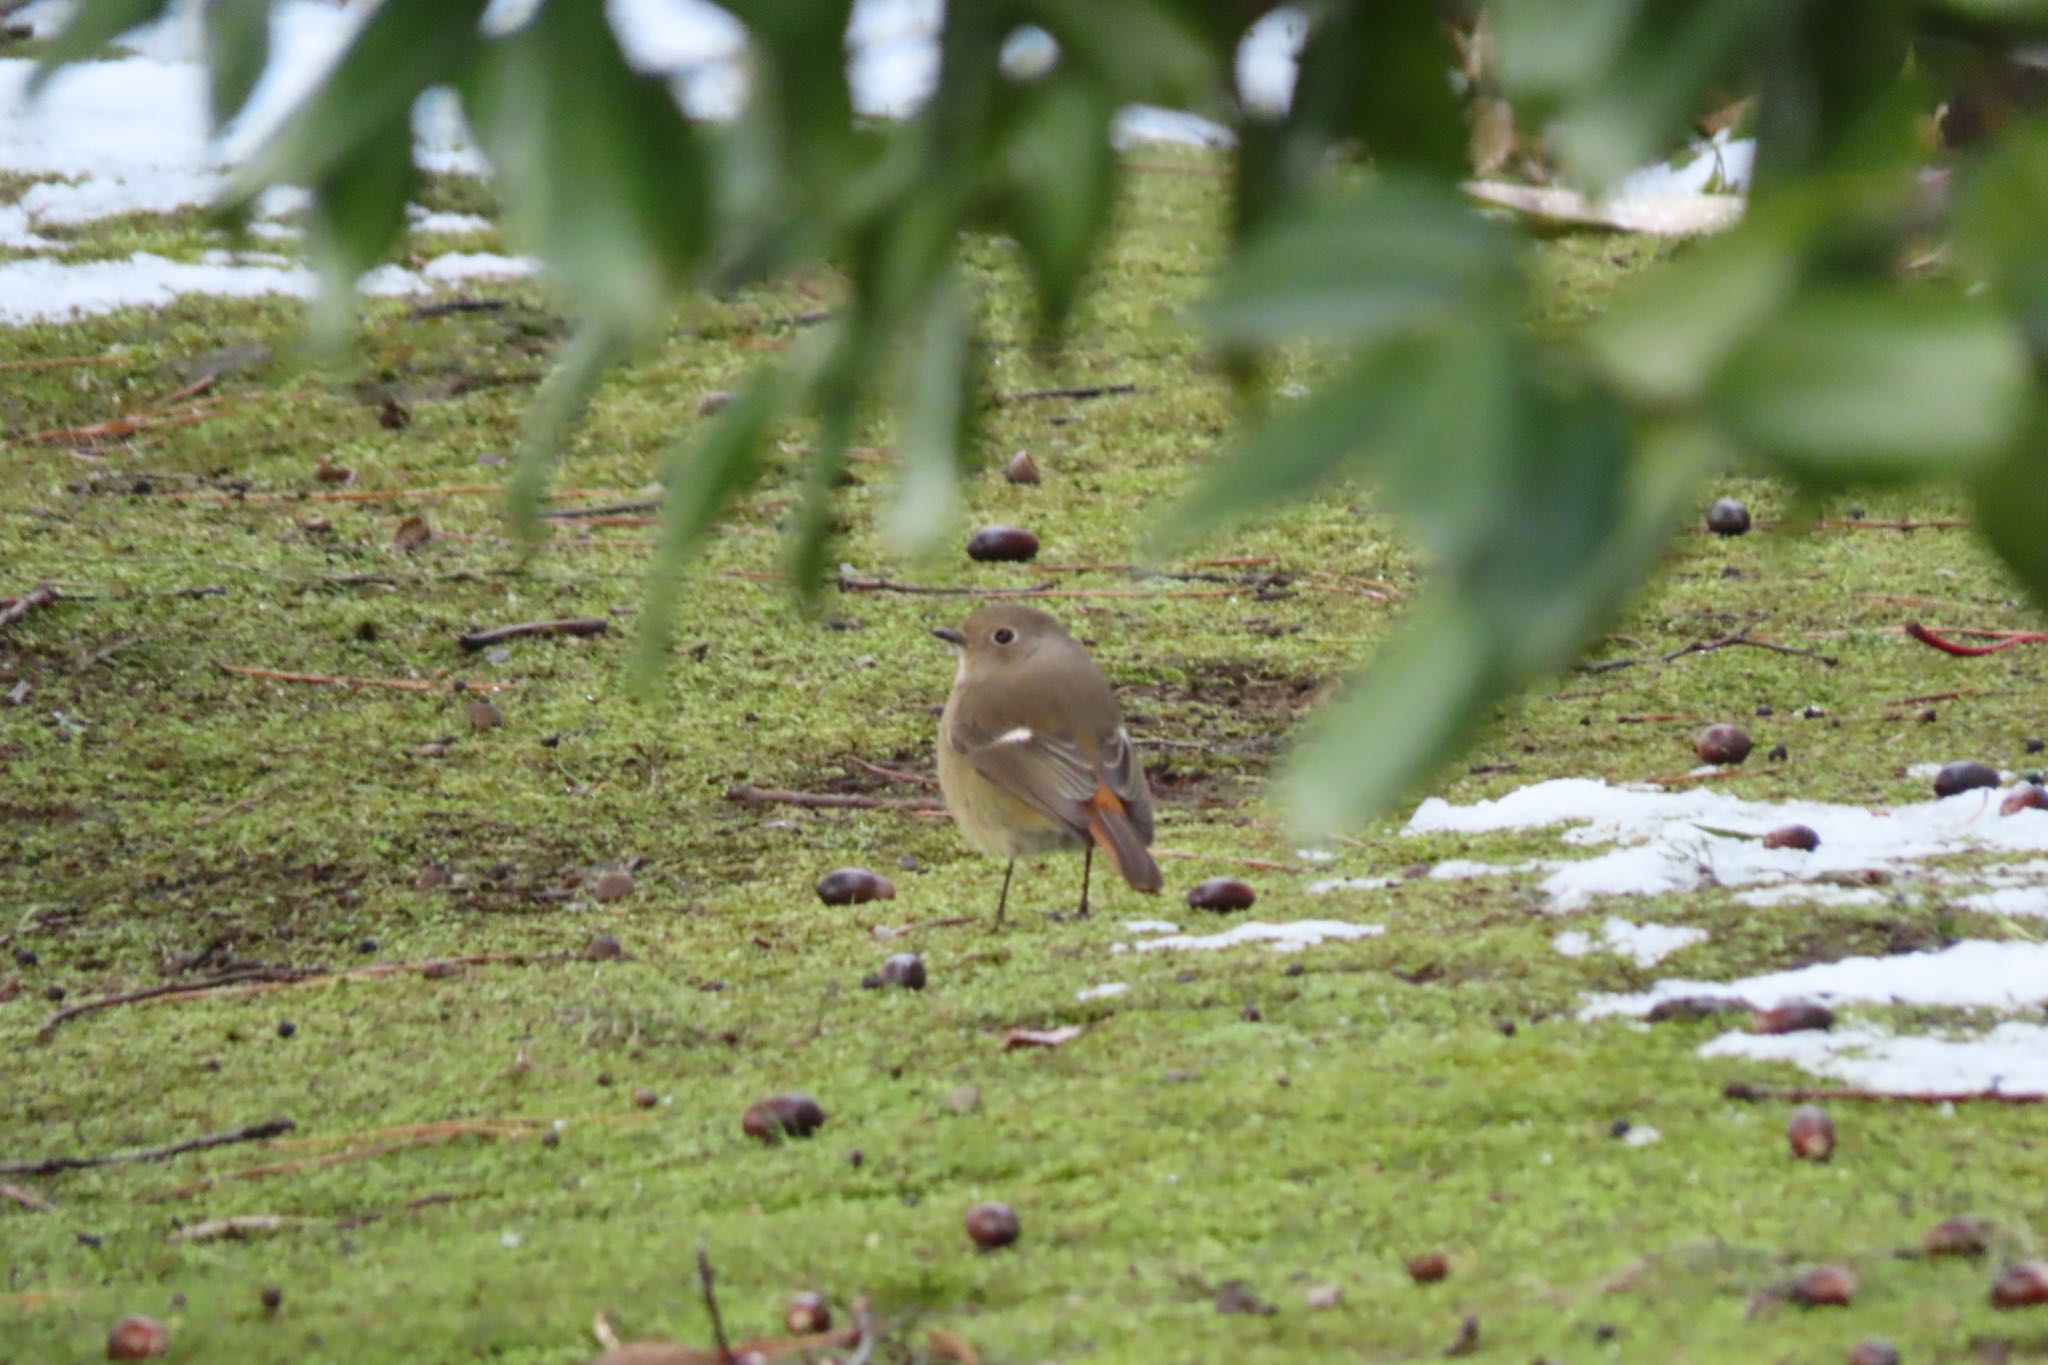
[
  {"left": 393, "top": 515, "right": 432, "bottom": 552},
  {"left": 1002, "top": 1025, "right": 1083, "bottom": 1050},
  {"left": 927, "top": 1327, "right": 981, "bottom": 1364}
]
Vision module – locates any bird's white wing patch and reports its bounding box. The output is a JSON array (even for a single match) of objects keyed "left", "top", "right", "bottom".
[{"left": 995, "top": 726, "right": 1035, "bottom": 745}]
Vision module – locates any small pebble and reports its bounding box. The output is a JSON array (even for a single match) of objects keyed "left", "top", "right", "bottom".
[
  {"left": 1766, "top": 743, "right": 1788, "bottom": 762},
  {"left": 942, "top": 1084, "right": 981, "bottom": 1116},
  {"left": 43, "top": 984, "right": 64, "bottom": 1002},
  {"left": 13, "top": 947, "right": 37, "bottom": 966},
  {"left": 259, "top": 1285, "right": 282, "bottom": 1312},
  {"left": 698, "top": 390, "right": 736, "bottom": 417},
  {"left": 1003, "top": 450, "right": 1042, "bottom": 485},
  {"left": 1847, "top": 1339, "right": 1900, "bottom": 1365},
  {"left": 1240, "top": 1005, "right": 1262, "bottom": 1022},
  {"left": 592, "top": 870, "right": 636, "bottom": 902},
  {"left": 632, "top": 1088, "right": 658, "bottom": 1110},
  {"left": 584, "top": 933, "right": 624, "bottom": 961},
  {"left": 467, "top": 698, "right": 502, "bottom": 732},
  {"left": 1304, "top": 1283, "right": 1344, "bottom": 1310},
  {"left": 276, "top": 1019, "right": 296, "bottom": 1039}
]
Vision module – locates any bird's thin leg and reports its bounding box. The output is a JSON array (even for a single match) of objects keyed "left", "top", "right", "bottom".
[
  {"left": 1077, "top": 843, "right": 1093, "bottom": 918},
  {"left": 994, "top": 858, "right": 1015, "bottom": 929}
]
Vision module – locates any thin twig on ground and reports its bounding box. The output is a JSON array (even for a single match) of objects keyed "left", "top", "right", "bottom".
[
  {"left": 846, "top": 757, "right": 942, "bottom": 788},
  {"left": 19, "top": 397, "right": 230, "bottom": 446},
  {"left": 726, "top": 783, "right": 947, "bottom": 814},
  {"left": 832, "top": 573, "right": 1252, "bottom": 602},
  {"left": 213, "top": 661, "right": 518, "bottom": 694},
  {"left": 1817, "top": 517, "right": 1971, "bottom": 531},
  {"left": 1724, "top": 1080, "right": 2044, "bottom": 1105},
  {"left": 0, "top": 1179, "right": 54, "bottom": 1212},
  {"left": 1585, "top": 627, "right": 1837, "bottom": 674},
  {"left": 539, "top": 500, "right": 661, "bottom": 520},
  {"left": 1151, "top": 848, "right": 1305, "bottom": 874},
  {"left": 0, "top": 1118, "right": 294, "bottom": 1177},
  {"left": 1904, "top": 620, "right": 2048, "bottom": 657},
  {"left": 36, "top": 964, "right": 291, "bottom": 1038},
  {"left": 697, "top": 1245, "right": 735, "bottom": 1365},
  {"left": 995, "top": 382, "right": 1136, "bottom": 403},
  {"left": 405, "top": 297, "right": 510, "bottom": 320},
  {"left": 457, "top": 617, "right": 609, "bottom": 651},
  {"left": 0, "top": 353, "right": 123, "bottom": 372},
  {"left": 0, "top": 585, "right": 59, "bottom": 632}
]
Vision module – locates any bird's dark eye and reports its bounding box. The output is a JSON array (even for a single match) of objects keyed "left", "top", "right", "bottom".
[{"left": 993, "top": 628, "right": 1016, "bottom": 645}]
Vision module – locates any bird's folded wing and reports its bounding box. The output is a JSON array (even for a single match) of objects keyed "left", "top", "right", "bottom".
[
  {"left": 1097, "top": 725, "right": 1154, "bottom": 843},
  {"left": 953, "top": 722, "right": 1097, "bottom": 832}
]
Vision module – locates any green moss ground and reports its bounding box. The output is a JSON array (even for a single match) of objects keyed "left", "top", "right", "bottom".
[{"left": 3, "top": 148, "right": 2046, "bottom": 1363}]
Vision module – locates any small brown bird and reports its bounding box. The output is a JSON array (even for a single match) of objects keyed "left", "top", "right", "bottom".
[{"left": 933, "top": 603, "right": 1162, "bottom": 925}]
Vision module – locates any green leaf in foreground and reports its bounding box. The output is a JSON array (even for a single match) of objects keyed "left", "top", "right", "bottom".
[
  {"left": 29, "top": 0, "right": 170, "bottom": 92},
  {"left": 1711, "top": 290, "right": 2029, "bottom": 479},
  {"left": 202, "top": 0, "right": 272, "bottom": 132},
  {"left": 886, "top": 270, "right": 975, "bottom": 555}
]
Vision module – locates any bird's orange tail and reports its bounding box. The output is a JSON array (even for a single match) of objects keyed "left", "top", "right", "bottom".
[{"left": 1085, "top": 784, "right": 1162, "bottom": 893}]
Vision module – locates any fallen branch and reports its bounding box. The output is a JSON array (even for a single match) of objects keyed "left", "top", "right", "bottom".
[
  {"left": 1817, "top": 517, "right": 1971, "bottom": 531},
  {"left": 0, "top": 354, "right": 124, "bottom": 372},
  {"left": 0, "top": 584, "right": 59, "bottom": 632},
  {"left": 995, "top": 382, "right": 1136, "bottom": 403},
  {"left": 458, "top": 617, "right": 609, "bottom": 651},
  {"left": 1151, "top": 848, "right": 1305, "bottom": 874},
  {"left": 19, "top": 397, "right": 230, "bottom": 446},
  {"left": 1905, "top": 620, "right": 2048, "bottom": 657},
  {"left": 846, "top": 757, "right": 941, "bottom": 788},
  {"left": 0, "top": 1179, "right": 53, "bottom": 1212},
  {"left": 406, "top": 297, "right": 509, "bottom": 320},
  {"left": 1724, "top": 1080, "right": 2044, "bottom": 1105},
  {"left": 38, "top": 954, "right": 557, "bottom": 1038},
  {"left": 1586, "top": 628, "right": 1837, "bottom": 674},
  {"left": 0, "top": 1118, "right": 294, "bottom": 1177},
  {"left": 726, "top": 783, "right": 946, "bottom": 814},
  {"left": 540, "top": 500, "right": 661, "bottom": 520},
  {"left": 697, "top": 1245, "right": 734, "bottom": 1365},
  {"left": 213, "top": 660, "right": 517, "bottom": 694}
]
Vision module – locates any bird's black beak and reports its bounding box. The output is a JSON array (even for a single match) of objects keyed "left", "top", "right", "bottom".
[{"left": 931, "top": 627, "right": 966, "bottom": 646}]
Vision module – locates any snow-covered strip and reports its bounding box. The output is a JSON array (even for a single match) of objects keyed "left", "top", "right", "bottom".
[
  {"left": 1553, "top": 918, "right": 1707, "bottom": 968},
  {"left": 1126, "top": 919, "right": 1383, "bottom": 954},
  {"left": 1701, "top": 1021, "right": 2048, "bottom": 1093},
  {"left": 1307, "top": 875, "right": 1401, "bottom": 895},
  {"left": 410, "top": 211, "right": 496, "bottom": 237},
  {"left": 1075, "top": 982, "right": 1129, "bottom": 1002},
  {"left": 1581, "top": 940, "right": 2048, "bottom": 1019},
  {"left": 1122, "top": 920, "right": 1178, "bottom": 935},
  {"left": 1406, "top": 777, "right": 2048, "bottom": 911}
]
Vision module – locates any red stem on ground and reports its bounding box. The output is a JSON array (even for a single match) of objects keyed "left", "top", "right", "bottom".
[{"left": 1904, "top": 620, "right": 2048, "bottom": 657}]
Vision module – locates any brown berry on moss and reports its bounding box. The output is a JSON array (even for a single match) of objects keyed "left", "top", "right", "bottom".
[
  {"left": 106, "top": 1316, "right": 169, "bottom": 1359},
  {"left": 742, "top": 1093, "right": 826, "bottom": 1142},
  {"left": 878, "top": 953, "right": 926, "bottom": 989},
  {"left": 1790, "top": 1264, "right": 1855, "bottom": 1307},
  {"left": 1990, "top": 1261, "right": 2048, "bottom": 1308},
  {"left": 966, "top": 525, "right": 1040, "bottom": 563},
  {"left": 785, "top": 1291, "right": 832, "bottom": 1334},
  {"left": 1003, "top": 450, "right": 1041, "bottom": 485},
  {"left": 1786, "top": 1105, "right": 1836, "bottom": 1161},
  {"left": 1705, "top": 498, "right": 1751, "bottom": 536},
  {"left": 1762, "top": 824, "right": 1820, "bottom": 851},
  {"left": 1696, "top": 724, "right": 1753, "bottom": 766},
  {"left": 1934, "top": 760, "right": 2000, "bottom": 797},
  {"left": 1186, "top": 877, "right": 1256, "bottom": 912},
  {"left": 965, "top": 1201, "right": 1021, "bottom": 1249},
  {"left": 2001, "top": 785, "right": 2048, "bottom": 816},
  {"left": 1755, "top": 1000, "right": 1835, "bottom": 1035},
  {"left": 1406, "top": 1251, "right": 1449, "bottom": 1283},
  {"left": 815, "top": 868, "right": 895, "bottom": 906},
  {"left": 1924, "top": 1215, "right": 1991, "bottom": 1257}
]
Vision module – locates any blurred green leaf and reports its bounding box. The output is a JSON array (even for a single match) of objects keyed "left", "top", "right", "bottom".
[
  {"left": 230, "top": 0, "right": 488, "bottom": 203},
  {"left": 787, "top": 321, "right": 869, "bottom": 606},
  {"left": 630, "top": 370, "right": 795, "bottom": 688},
  {"left": 886, "top": 271, "right": 975, "bottom": 555},
  {"left": 1587, "top": 224, "right": 1801, "bottom": 402},
  {"left": 1003, "top": 71, "right": 1117, "bottom": 334},
  {"left": 1205, "top": 178, "right": 1515, "bottom": 345},
  {"left": 464, "top": 0, "right": 709, "bottom": 337},
  {"left": 1490, "top": 0, "right": 1634, "bottom": 94},
  {"left": 1712, "top": 290, "right": 2028, "bottom": 476},
  {"left": 1750, "top": 0, "right": 1917, "bottom": 185},
  {"left": 506, "top": 325, "right": 626, "bottom": 542},
  {"left": 301, "top": 107, "right": 416, "bottom": 346},
  {"left": 202, "top": 0, "right": 271, "bottom": 132},
  {"left": 29, "top": 0, "right": 170, "bottom": 92},
  {"left": 1021, "top": 0, "right": 1223, "bottom": 109},
  {"left": 1955, "top": 123, "right": 2048, "bottom": 350},
  {"left": 1327, "top": 0, "right": 1468, "bottom": 174},
  {"left": 1970, "top": 410, "right": 2048, "bottom": 617}
]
